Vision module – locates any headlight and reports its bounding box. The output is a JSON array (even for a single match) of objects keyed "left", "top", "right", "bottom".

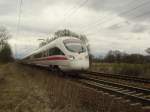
[{"left": 67, "top": 55, "right": 75, "bottom": 60}]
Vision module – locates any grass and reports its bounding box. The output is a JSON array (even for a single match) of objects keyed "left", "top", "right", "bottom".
[
  {"left": 0, "top": 63, "right": 146, "bottom": 112},
  {"left": 90, "top": 63, "right": 150, "bottom": 79},
  {"left": 0, "top": 63, "right": 102, "bottom": 111}
]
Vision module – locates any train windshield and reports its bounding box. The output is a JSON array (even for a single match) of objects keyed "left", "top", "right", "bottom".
[{"left": 64, "top": 40, "right": 86, "bottom": 53}]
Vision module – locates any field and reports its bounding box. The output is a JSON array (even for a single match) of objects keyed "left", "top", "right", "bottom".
[
  {"left": 0, "top": 63, "right": 94, "bottom": 112},
  {"left": 90, "top": 63, "right": 150, "bottom": 79},
  {"left": 0, "top": 63, "right": 149, "bottom": 112},
  {"left": 0, "top": 63, "right": 114, "bottom": 112}
]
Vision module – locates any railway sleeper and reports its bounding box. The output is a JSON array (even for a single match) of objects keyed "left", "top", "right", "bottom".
[
  {"left": 126, "top": 91, "right": 137, "bottom": 94},
  {"left": 118, "top": 89, "right": 130, "bottom": 93},
  {"left": 134, "top": 93, "right": 144, "bottom": 97},
  {"left": 142, "top": 106, "right": 150, "bottom": 112}
]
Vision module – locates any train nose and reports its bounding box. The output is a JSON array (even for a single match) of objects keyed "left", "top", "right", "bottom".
[
  {"left": 81, "top": 61, "right": 89, "bottom": 70},
  {"left": 70, "top": 59, "right": 89, "bottom": 70}
]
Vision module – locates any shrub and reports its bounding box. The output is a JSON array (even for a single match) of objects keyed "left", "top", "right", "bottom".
[
  {"left": 117, "top": 64, "right": 143, "bottom": 76},
  {"left": 0, "top": 43, "right": 13, "bottom": 63}
]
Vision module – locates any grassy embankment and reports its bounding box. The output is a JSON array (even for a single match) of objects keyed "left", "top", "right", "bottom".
[
  {"left": 90, "top": 63, "right": 150, "bottom": 79},
  {"left": 0, "top": 63, "right": 148, "bottom": 112},
  {"left": 0, "top": 63, "right": 111, "bottom": 112}
]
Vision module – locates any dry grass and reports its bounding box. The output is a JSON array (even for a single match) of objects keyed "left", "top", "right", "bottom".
[
  {"left": 0, "top": 63, "right": 101, "bottom": 112},
  {"left": 90, "top": 63, "right": 150, "bottom": 79},
  {"left": 0, "top": 63, "right": 147, "bottom": 112}
]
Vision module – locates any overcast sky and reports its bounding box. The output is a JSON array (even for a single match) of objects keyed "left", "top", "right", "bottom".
[{"left": 1, "top": 0, "right": 150, "bottom": 58}]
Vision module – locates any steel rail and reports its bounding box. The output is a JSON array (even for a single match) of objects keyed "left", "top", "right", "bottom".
[
  {"left": 20, "top": 63, "right": 150, "bottom": 106},
  {"left": 85, "top": 71, "right": 150, "bottom": 83},
  {"left": 77, "top": 73, "right": 150, "bottom": 106}
]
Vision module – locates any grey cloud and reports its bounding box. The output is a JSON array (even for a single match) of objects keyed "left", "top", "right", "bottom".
[
  {"left": 88, "top": 0, "right": 150, "bottom": 23},
  {"left": 0, "top": 0, "right": 18, "bottom": 15},
  {"left": 107, "top": 21, "right": 130, "bottom": 30},
  {"left": 1, "top": 0, "right": 150, "bottom": 56},
  {"left": 0, "top": 0, "right": 76, "bottom": 16},
  {"left": 131, "top": 24, "right": 147, "bottom": 33},
  {"left": 108, "top": 24, "right": 121, "bottom": 30},
  {"left": 88, "top": 0, "right": 130, "bottom": 11}
]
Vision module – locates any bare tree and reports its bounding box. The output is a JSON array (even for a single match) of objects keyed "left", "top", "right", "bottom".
[
  {"left": 0, "top": 43, "right": 13, "bottom": 62},
  {"left": 0, "top": 26, "right": 13, "bottom": 62},
  {"left": 0, "top": 26, "right": 11, "bottom": 49},
  {"left": 39, "top": 29, "right": 89, "bottom": 49},
  {"left": 39, "top": 41, "right": 47, "bottom": 48},
  {"left": 146, "top": 48, "right": 150, "bottom": 54},
  {"left": 54, "top": 29, "right": 78, "bottom": 38}
]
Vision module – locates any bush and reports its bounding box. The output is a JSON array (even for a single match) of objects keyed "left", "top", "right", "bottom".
[
  {"left": 0, "top": 43, "right": 13, "bottom": 63},
  {"left": 91, "top": 63, "right": 150, "bottom": 78},
  {"left": 113, "top": 64, "right": 143, "bottom": 76}
]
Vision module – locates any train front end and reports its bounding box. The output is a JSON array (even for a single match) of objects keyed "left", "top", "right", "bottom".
[{"left": 61, "top": 38, "right": 90, "bottom": 71}]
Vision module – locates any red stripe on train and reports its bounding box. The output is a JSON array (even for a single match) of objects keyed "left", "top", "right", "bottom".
[{"left": 33, "top": 56, "right": 68, "bottom": 61}]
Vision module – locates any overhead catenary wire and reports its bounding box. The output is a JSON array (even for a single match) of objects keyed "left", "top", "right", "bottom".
[
  {"left": 63, "top": 0, "right": 86, "bottom": 18},
  {"left": 15, "top": 0, "right": 23, "bottom": 58},
  {"left": 56, "top": 0, "right": 80, "bottom": 30},
  {"left": 65, "top": 0, "right": 89, "bottom": 28},
  {"left": 16, "top": 0, "right": 37, "bottom": 58},
  {"left": 81, "top": 0, "right": 150, "bottom": 34},
  {"left": 86, "top": 9, "right": 150, "bottom": 36},
  {"left": 105, "top": 0, "right": 150, "bottom": 29},
  {"left": 84, "top": 1, "right": 150, "bottom": 35},
  {"left": 80, "top": 0, "right": 140, "bottom": 31},
  {"left": 17, "top": 0, "right": 23, "bottom": 34},
  {"left": 106, "top": 9, "right": 150, "bottom": 30},
  {"left": 66, "top": 0, "right": 89, "bottom": 18},
  {"left": 57, "top": 0, "right": 89, "bottom": 30}
]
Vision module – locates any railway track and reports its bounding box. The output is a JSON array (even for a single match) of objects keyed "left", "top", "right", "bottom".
[
  {"left": 76, "top": 73, "right": 150, "bottom": 106},
  {"left": 21, "top": 64, "right": 150, "bottom": 106},
  {"left": 85, "top": 71, "right": 150, "bottom": 83}
]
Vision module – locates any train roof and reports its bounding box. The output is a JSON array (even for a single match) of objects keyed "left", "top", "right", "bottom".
[{"left": 22, "top": 36, "right": 81, "bottom": 59}]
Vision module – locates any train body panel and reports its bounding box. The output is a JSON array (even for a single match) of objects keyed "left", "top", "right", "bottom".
[{"left": 22, "top": 36, "right": 89, "bottom": 71}]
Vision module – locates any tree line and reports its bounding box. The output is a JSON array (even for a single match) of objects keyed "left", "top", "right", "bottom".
[
  {"left": 1, "top": 27, "right": 150, "bottom": 64},
  {"left": 92, "top": 50, "right": 150, "bottom": 64},
  {"left": 39, "top": 29, "right": 89, "bottom": 48}
]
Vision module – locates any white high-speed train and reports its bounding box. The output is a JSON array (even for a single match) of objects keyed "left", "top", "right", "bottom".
[{"left": 22, "top": 36, "right": 89, "bottom": 71}]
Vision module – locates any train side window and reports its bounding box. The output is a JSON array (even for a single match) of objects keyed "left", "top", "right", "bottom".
[
  {"left": 49, "top": 47, "right": 64, "bottom": 56},
  {"left": 49, "top": 48, "right": 55, "bottom": 56},
  {"left": 35, "top": 52, "right": 42, "bottom": 58},
  {"left": 42, "top": 51, "right": 47, "bottom": 57},
  {"left": 49, "top": 49, "right": 52, "bottom": 56},
  {"left": 54, "top": 48, "right": 64, "bottom": 55},
  {"left": 46, "top": 50, "right": 49, "bottom": 56}
]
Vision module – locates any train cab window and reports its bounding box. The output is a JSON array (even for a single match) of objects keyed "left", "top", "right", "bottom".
[
  {"left": 54, "top": 47, "right": 64, "bottom": 55},
  {"left": 49, "top": 47, "right": 64, "bottom": 56},
  {"left": 64, "top": 40, "right": 86, "bottom": 53}
]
